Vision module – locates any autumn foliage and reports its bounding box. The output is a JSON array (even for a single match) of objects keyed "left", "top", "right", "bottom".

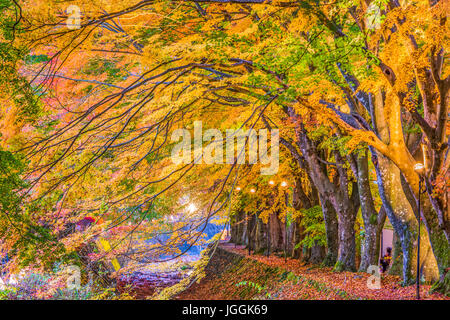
[{"left": 0, "top": 0, "right": 448, "bottom": 299}]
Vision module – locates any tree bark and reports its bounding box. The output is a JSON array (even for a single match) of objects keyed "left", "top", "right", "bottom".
[
  {"left": 293, "top": 117, "right": 359, "bottom": 271},
  {"left": 352, "top": 152, "right": 381, "bottom": 272},
  {"left": 373, "top": 150, "right": 439, "bottom": 283},
  {"left": 319, "top": 194, "right": 339, "bottom": 266}
]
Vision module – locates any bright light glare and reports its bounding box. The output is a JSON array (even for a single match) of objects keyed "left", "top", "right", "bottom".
[
  {"left": 250, "top": 188, "right": 256, "bottom": 193},
  {"left": 187, "top": 203, "right": 197, "bottom": 213},
  {"left": 281, "top": 181, "right": 288, "bottom": 187},
  {"left": 269, "top": 180, "right": 275, "bottom": 185},
  {"left": 414, "top": 163, "right": 425, "bottom": 172}
]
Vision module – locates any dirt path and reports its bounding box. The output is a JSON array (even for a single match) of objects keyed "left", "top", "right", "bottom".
[{"left": 178, "top": 243, "right": 449, "bottom": 300}]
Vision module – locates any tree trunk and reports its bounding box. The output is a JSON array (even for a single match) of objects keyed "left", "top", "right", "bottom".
[
  {"left": 254, "top": 215, "right": 266, "bottom": 254},
  {"left": 334, "top": 201, "right": 358, "bottom": 272},
  {"left": 375, "top": 206, "right": 387, "bottom": 266},
  {"left": 230, "top": 210, "right": 247, "bottom": 245},
  {"left": 360, "top": 223, "right": 378, "bottom": 272},
  {"left": 309, "top": 241, "right": 326, "bottom": 264},
  {"left": 290, "top": 220, "right": 302, "bottom": 258},
  {"left": 422, "top": 202, "right": 450, "bottom": 294},
  {"left": 389, "top": 230, "right": 404, "bottom": 276},
  {"left": 353, "top": 152, "right": 380, "bottom": 272},
  {"left": 268, "top": 211, "right": 284, "bottom": 252},
  {"left": 319, "top": 195, "right": 339, "bottom": 266},
  {"left": 283, "top": 107, "right": 360, "bottom": 271},
  {"left": 371, "top": 89, "right": 439, "bottom": 284},
  {"left": 374, "top": 151, "right": 439, "bottom": 284}
]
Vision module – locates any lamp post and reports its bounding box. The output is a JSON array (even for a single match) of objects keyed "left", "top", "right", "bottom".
[
  {"left": 234, "top": 187, "right": 241, "bottom": 248},
  {"left": 267, "top": 180, "right": 275, "bottom": 257},
  {"left": 413, "top": 162, "right": 425, "bottom": 300},
  {"left": 281, "top": 181, "right": 289, "bottom": 263},
  {"left": 248, "top": 187, "right": 256, "bottom": 255}
]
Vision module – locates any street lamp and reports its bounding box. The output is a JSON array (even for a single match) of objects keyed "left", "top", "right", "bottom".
[
  {"left": 281, "top": 181, "right": 289, "bottom": 262},
  {"left": 267, "top": 180, "right": 275, "bottom": 256},
  {"left": 247, "top": 187, "right": 257, "bottom": 255},
  {"left": 233, "top": 186, "right": 241, "bottom": 248},
  {"left": 413, "top": 162, "right": 425, "bottom": 300}
]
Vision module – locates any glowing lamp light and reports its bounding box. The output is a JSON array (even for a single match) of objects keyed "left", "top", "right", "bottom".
[
  {"left": 281, "top": 181, "right": 288, "bottom": 188},
  {"left": 187, "top": 203, "right": 197, "bottom": 213},
  {"left": 250, "top": 188, "right": 256, "bottom": 193},
  {"left": 236, "top": 186, "right": 241, "bottom": 191},
  {"left": 414, "top": 163, "right": 425, "bottom": 174},
  {"left": 269, "top": 180, "right": 275, "bottom": 185}
]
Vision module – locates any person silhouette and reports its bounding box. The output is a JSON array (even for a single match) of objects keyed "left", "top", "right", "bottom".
[{"left": 380, "top": 247, "right": 392, "bottom": 273}]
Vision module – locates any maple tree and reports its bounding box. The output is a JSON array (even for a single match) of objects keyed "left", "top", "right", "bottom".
[{"left": 0, "top": 0, "right": 448, "bottom": 298}]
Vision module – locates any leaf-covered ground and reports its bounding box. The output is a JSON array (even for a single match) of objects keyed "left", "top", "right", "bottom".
[{"left": 177, "top": 243, "right": 449, "bottom": 300}]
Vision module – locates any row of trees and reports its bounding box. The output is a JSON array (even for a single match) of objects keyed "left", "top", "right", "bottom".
[{"left": 0, "top": 0, "right": 448, "bottom": 294}]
